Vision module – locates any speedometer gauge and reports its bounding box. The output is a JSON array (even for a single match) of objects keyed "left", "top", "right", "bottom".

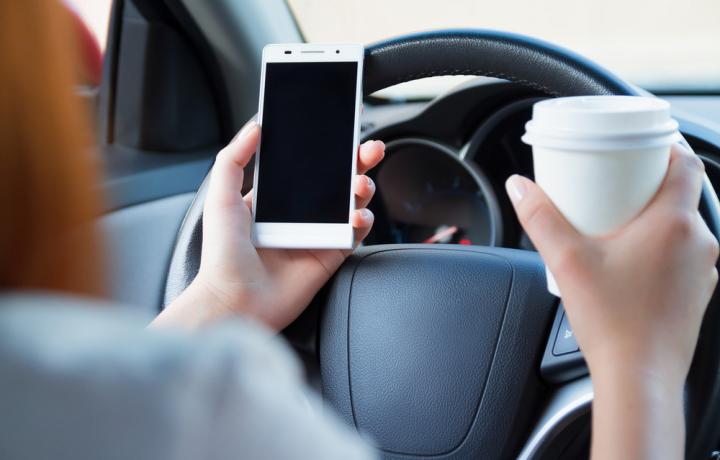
[{"left": 366, "top": 138, "right": 501, "bottom": 246}]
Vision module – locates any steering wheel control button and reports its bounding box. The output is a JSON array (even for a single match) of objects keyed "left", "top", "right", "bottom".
[
  {"left": 552, "top": 312, "right": 579, "bottom": 356},
  {"left": 541, "top": 305, "right": 588, "bottom": 383}
]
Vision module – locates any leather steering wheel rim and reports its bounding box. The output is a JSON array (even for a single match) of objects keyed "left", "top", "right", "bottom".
[
  {"left": 362, "top": 29, "right": 636, "bottom": 97},
  {"left": 163, "top": 29, "right": 720, "bottom": 458}
]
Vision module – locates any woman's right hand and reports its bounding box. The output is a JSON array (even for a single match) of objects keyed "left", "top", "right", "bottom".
[
  {"left": 153, "top": 123, "right": 384, "bottom": 333},
  {"left": 505, "top": 144, "right": 718, "bottom": 459}
]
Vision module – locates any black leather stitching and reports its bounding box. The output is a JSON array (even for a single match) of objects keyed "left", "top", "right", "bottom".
[{"left": 382, "top": 68, "right": 560, "bottom": 96}]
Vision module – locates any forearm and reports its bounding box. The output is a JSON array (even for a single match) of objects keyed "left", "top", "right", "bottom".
[{"left": 590, "top": 364, "right": 685, "bottom": 460}]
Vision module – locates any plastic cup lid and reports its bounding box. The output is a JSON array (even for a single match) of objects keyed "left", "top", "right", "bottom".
[{"left": 522, "top": 96, "right": 680, "bottom": 151}]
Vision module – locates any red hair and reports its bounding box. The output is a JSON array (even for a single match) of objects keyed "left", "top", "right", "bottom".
[{"left": 0, "top": 0, "right": 104, "bottom": 296}]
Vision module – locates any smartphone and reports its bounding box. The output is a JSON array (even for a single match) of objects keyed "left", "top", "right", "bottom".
[{"left": 251, "top": 43, "right": 364, "bottom": 249}]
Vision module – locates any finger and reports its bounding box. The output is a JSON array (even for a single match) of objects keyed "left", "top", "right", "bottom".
[
  {"left": 357, "top": 140, "right": 385, "bottom": 175},
  {"left": 218, "top": 121, "right": 261, "bottom": 169},
  {"left": 206, "top": 122, "right": 260, "bottom": 210},
  {"left": 340, "top": 208, "right": 375, "bottom": 256},
  {"left": 644, "top": 143, "right": 704, "bottom": 213},
  {"left": 505, "top": 175, "right": 585, "bottom": 271},
  {"left": 354, "top": 174, "right": 376, "bottom": 209},
  {"left": 243, "top": 189, "right": 253, "bottom": 210},
  {"left": 349, "top": 208, "right": 375, "bottom": 251}
]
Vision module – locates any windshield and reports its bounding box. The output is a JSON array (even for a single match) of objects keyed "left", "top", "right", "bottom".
[{"left": 287, "top": 0, "right": 720, "bottom": 98}]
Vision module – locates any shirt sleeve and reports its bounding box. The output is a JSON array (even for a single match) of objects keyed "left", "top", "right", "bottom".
[{"left": 0, "top": 294, "right": 377, "bottom": 460}]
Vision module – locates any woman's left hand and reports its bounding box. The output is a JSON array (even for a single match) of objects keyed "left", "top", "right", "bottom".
[{"left": 153, "top": 122, "right": 384, "bottom": 331}]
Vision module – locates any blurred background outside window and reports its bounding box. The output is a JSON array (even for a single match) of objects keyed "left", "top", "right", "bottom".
[
  {"left": 62, "top": 0, "right": 720, "bottom": 97},
  {"left": 65, "top": 0, "right": 112, "bottom": 88},
  {"left": 66, "top": 0, "right": 112, "bottom": 51},
  {"left": 290, "top": 0, "right": 720, "bottom": 98}
]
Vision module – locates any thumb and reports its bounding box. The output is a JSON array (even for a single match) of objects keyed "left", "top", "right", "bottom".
[
  {"left": 505, "top": 175, "right": 584, "bottom": 272},
  {"left": 206, "top": 122, "right": 261, "bottom": 211}
]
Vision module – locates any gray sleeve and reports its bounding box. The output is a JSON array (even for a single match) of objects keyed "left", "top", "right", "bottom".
[
  {"left": 199, "top": 325, "right": 377, "bottom": 460},
  {"left": 0, "top": 294, "right": 376, "bottom": 460}
]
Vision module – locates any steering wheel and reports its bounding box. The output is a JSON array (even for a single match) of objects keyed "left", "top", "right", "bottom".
[{"left": 164, "top": 30, "right": 720, "bottom": 459}]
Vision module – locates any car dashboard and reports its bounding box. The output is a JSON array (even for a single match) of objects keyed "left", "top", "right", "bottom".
[{"left": 360, "top": 78, "right": 720, "bottom": 252}]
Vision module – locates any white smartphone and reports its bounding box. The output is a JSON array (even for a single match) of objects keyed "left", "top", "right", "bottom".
[{"left": 251, "top": 43, "right": 364, "bottom": 249}]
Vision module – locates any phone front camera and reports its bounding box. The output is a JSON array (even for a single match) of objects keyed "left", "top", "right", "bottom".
[{"left": 335, "top": 50, "right": 340, "bottom": 54}]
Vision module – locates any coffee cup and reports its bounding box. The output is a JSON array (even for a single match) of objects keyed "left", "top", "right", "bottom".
[{"left": 522, "top": 96, "right": 681, "bottom": 296}]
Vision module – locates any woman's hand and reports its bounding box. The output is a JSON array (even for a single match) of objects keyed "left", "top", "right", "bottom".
[
  {"left": 506, "top": 144, "right": 718, "bottom": 459},
  {"left": 154, "top": 122, "right": 384, "bottom": 331}
]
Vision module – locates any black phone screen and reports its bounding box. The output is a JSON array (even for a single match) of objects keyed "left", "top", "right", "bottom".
[{"left": 255, "top": 61, "right": 358, "bottom": 223}]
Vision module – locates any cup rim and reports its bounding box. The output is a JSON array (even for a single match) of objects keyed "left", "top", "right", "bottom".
[
  {"left": 532, "top": 95, "right": 671, "bottom": 114},
  {"left": 524, "top": 96, "right": 680, "bottom": 152},
  {"left": 524, "top": 118, "right": 679, "bottom": 141},
  {"left": 522, "top": 126, "right": 681, "bottom": 152}
]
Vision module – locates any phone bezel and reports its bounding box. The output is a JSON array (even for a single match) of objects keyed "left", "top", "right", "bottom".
[{"left": 251, "top": 43, "right": 364, "bottom": 249}]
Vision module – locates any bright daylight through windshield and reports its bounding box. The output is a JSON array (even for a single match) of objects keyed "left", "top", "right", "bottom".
[{"left": 288, "top": 0, "right": 720, "bottom": 96}]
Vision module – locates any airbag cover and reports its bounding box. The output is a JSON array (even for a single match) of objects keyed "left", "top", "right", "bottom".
[{"left": 347, "top": 249, "right": 511, "bottom": 455}]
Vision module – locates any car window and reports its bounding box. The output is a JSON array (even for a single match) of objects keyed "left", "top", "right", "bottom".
[
  {"left": 288, "top": 0, "right": 720, "bottom": 97},
  {"left": 66, "top": 0, "right": 113, "bottom": 51},
  {"left": 65, "top": 0, "right": 113, "bottom": 88}
]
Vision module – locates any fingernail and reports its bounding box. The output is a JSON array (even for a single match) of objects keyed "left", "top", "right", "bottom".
[
  {"left": 674, "top": 141, "right": 692, "bottom": 155},
  {"left": 505, "top": 175, "right": 527, "bottom": 204},
  {"left": 358, "top": 208, "right": 373, "bottom": 220},
  {"left": 366, "top": 176, "right": 374, "bottom": 188},
  {"left": 376, "top": 140, "right": 385, "bottom": 150}
]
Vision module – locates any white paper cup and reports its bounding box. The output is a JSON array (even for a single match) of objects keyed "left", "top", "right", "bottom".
[{"left": 522, "top": 96, "right": 681, "bottom": 297}]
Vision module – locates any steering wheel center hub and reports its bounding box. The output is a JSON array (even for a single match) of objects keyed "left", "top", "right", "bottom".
[
  {"left": 348, "top": 249, "right": 510, "bottom": 454},
  {"left": 321, "top": 246, "right": 557, "bottom": 458}
]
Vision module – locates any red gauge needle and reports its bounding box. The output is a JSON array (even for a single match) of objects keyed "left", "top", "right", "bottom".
[{"left": 422, "top": 225, "right": 459, "bottom": 244}]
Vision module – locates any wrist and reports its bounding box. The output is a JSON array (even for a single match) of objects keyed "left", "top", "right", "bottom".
[
  {"left": 150, "top": 275, "right": 257, "bottom": 331},
  {"left": 190, "top": 272, "right": 261, "bottom": 320},
  {"left": 590, "top": 363, "right": 685, "bottom": 460},
  {"left": 586, "top": 342, "right": 688, "bottom": 394},
  {"left": 591, "top": 361, "right": 685, "bottom": 401}
]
